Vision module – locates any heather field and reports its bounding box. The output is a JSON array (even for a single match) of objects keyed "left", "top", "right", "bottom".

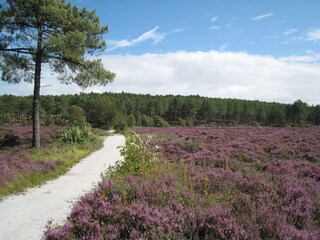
[
  {"left": 0, "top": 125, "right": 102, "bottom": 197},
  {"left": 0, "top": 126, "right": 60, "bottom": 194},
  {"left": 45, "top": 127, "right": 320, "bottom": 239}
]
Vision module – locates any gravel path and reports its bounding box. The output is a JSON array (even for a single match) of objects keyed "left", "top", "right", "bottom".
[{"left": 0, "top": 135, "right": 125, "bottom": 240}]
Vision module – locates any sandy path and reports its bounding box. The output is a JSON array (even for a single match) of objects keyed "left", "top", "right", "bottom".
[{"left": 0, "top": 135, "right": 125, "bottom": 240}]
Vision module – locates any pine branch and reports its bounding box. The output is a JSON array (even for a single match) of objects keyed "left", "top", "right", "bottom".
[
  {"left": 46, "top": 54, "right": 88, "bottom": 69},
  {"left": 0, "top": 48, "right": 34, "bottom": 55}
]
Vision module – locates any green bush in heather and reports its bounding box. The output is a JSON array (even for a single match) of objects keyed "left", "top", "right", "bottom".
[
  {"left": 107, "top": 132, "right": 160, "bottom": 177},
  {"left": 56, "top": 124, "right": 98, "bottom": 144}
]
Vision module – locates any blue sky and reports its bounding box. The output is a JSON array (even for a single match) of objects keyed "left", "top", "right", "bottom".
[
  {"left": 83, "top": 0, "right": 320, "bottom": 56},
  {"left": 1, "top": 0, "right": 320, "bottom": 104}
]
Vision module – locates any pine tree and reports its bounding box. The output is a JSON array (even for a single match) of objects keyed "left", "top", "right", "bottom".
[{"left": 0, "top": 0, "right": 115, "bottom": 148}]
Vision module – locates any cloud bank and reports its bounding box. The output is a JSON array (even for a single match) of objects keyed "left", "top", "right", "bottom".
[
  {"left": 1, "top": 51, "right": 320, "bottom": 105},
  {"left": 98, "top": 51, "right": 319, "bottom": 104}
]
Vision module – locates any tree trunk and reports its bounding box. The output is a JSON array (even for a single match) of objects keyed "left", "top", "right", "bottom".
[
  {"left": 32, "top": 30, "right": 43, "bottom": 149},
  {"left": 32, "top": 56, "right": 42, "bottom": 149}
]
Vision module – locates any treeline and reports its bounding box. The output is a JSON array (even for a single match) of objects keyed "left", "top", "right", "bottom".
[{"left": 0, "top": 92, "right": 320, "bottom": 128}]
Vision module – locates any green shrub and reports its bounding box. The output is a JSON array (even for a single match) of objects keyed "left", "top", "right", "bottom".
[
  {"left": 141, "top": 115, "right": 154, "bottom": 127},
  {"left": 67, "top": 105, "right": 87, "bottom": 127},
  {"left": 186, "top": 117, "right": 194, "bottom": 127},
  {"left": 0, "top": 114, "right": 11, "bottom": 125},
  {"left": 85, "top": 97, "right": 117, "bottom": 129},
  {"left": 127, "top": 114, "right": 136, "bottom": 127},
  {"left": 178, "top": 118, "right": 187, "bottom": 127},
  {"left": 114, "top": 121, "right": 127, "bottom": 133},
  {"left": 106, "top": 132, "right": 159, "bottom": 177},
  {"left": 153, "top": 115, "right": 170, "bottom": 127},
  {"left": 56, "top": 124, "right": 98, "bottom": 144},
  {"left": 253, "top": 121, "right": 261, "bottom": 128}
]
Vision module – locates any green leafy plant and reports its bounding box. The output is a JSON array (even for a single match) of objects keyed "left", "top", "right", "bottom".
[
  {"left": 56, "top": 124, "right": 98, "bottom": 144},
  {"left": 107, "top": 132, "right": 160, "bottom": 177},
  {"left": 153, "top": 115, "right": 170, "bottom": 127}
]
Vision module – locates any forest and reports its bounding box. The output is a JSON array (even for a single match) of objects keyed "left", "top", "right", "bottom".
[{"left": 0, "top": 92, "right": 319, "bottom": 129}]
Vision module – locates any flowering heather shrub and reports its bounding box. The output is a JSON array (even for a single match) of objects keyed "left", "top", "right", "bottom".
[
  {"left": 45, "top": 173, "right": 248, "bottom": 239},
  {"left": 0, "top": 126, "right": 63, "bottom": 190},
  {"left": 45, "top": 127, "right": 320, "bottom": 239}
]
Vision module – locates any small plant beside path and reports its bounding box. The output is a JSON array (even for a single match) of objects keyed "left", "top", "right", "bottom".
[{"left": 106, "top": 132, "right": 160, "bottom": 177}]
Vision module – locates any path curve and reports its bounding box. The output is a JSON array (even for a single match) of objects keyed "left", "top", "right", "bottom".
[{"left": 0, "top": 135, "right": 125, "bottom": 240}]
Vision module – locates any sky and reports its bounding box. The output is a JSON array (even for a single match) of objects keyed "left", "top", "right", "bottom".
[{"left": 1, "top": 0, "right": 320, "bottom": 105}]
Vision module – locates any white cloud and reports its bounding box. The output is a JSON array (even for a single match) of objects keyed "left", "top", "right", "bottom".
[
  {"left": 305, "top": 28, "right": 320, "bottom": 41},
  {"left": 279, "top": 27, "right": 320, "bottom": 43},
  {"left": 108, "top": 39, "right": 131, "bottom": 48},
  {"left": 209, "top": 26, "right": 220, "bottom": 30},
  {"left": 134, "top": 26, "right": 165, "bottom": 44},
  {"left": 284, "top": 28, "right": 298, "bottom": 35},
  {"left": 268, "top": 27, "right": 320, "bottom": 44},
  {"left": 279, "top": 53, "right": 320, "bottom": 63},
  {"left": 209, "top": 16, "right": 221, "bottom": 30},
  {"left": 211, "top": 16, "right": 219, "bottom": 22},
  {"left": 252, "top": 12, "right": 274, "bottom": 21},
  {"left": 107, "top": 26, "right": 181, "bottom": 51},
  {"left": 99, "top": 51, "right": 320, "bottom": 104},
  {"left": 2, "top": 51, "right": 320, "bottom": 105}
]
